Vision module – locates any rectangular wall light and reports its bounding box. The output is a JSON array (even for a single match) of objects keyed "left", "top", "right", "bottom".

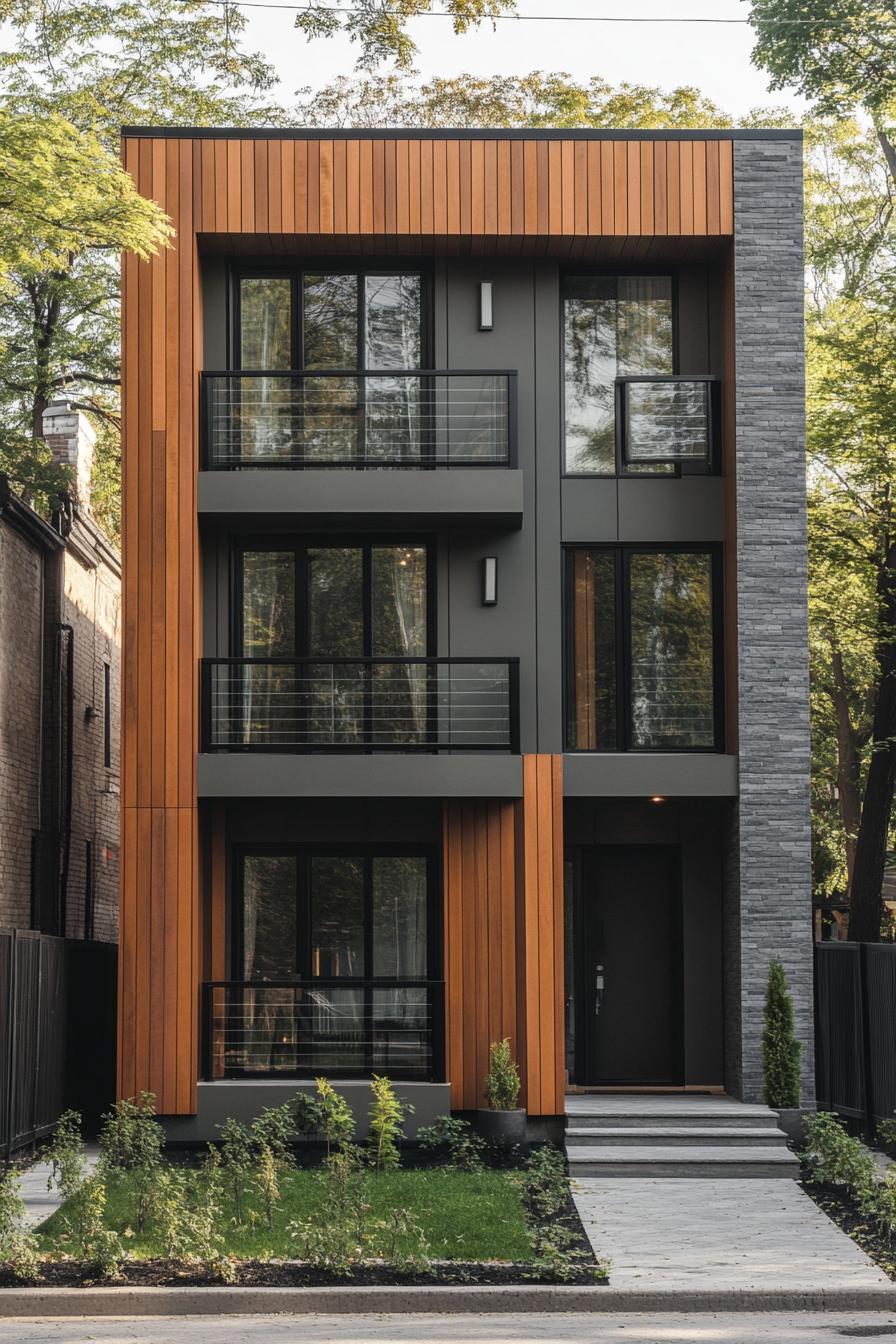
[
  {"left": 479, "top": 281, "right": 493, "bottom": 331},
  {"left": 482, "top": 556, "right": 498, "bottom": 605}
]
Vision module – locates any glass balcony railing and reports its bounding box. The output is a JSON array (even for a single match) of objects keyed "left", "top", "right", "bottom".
[
  {"left": 200, "top": 656, "right": 520, "bottom": 753},
  {"left": 618, "top": 376, "right": 719, "bottom": 468},
  {"left": 201, "top": 370, "right": 517, "bottom": 469}
]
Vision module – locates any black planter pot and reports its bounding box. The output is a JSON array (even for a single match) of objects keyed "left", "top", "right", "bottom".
[{"left": 475, "top": 1108, "right": 527, "bottom": 1144}]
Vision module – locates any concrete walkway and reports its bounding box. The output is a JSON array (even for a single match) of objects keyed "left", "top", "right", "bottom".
[
  {"left": 574, "top": 1176, "right": 890, "bottom": 1291},
  {"left": 16, "top": 1146, "right": 99, "bottom": 1230},
  {"left": 2, "top": 1313, "right": 896, "bottom": 1342}
]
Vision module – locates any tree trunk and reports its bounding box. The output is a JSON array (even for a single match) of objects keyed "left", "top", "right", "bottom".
[
  {"left": 829, "top": 642, "right": 864, "bottom": 886},
  {"left": 848, "top": 546, "right": 896, "bottom": 943}
]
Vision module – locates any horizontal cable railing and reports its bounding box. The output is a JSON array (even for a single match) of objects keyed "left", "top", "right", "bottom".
[
  {"left": 201, "top": 656, "right": 520, "bottom": 753},
  {"left": 618, "top": 376, "right": 719, "bottom": 467},
  {"left": 201, "top": 370, "right": 517, "bottom": 468},
  {"left": 201, "top": 979, "right": 445, "bottom": 1082}
]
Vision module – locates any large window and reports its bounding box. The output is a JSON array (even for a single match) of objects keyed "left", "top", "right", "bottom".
[
  {"left": 227, "top": 847, "right": 438, "bottom": 1078},
  {"left": 563, "top": 274, "right": 677, "bottom": 476},
  {"left": 565, "top": 547, "right": 721, "bottom": 752}
]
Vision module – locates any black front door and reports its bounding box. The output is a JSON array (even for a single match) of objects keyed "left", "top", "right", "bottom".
[{"left": 578, "top": 846, "right": 682, "bottom": 1086}]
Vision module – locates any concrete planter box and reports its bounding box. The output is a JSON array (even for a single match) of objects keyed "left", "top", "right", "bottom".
[
  {"left": 775, "top": 1106, "right": 814, "bottom": 1146},
  {"left": 475, "top": 1108, "right": 527, "bottom": 1145}
]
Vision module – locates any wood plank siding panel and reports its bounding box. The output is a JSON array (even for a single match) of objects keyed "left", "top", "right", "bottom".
[
  {"left": 120, "top": 130, "right": 735, "bottom": 1115},
  {"left": 442, "top": 756, "right": 564, "bottom": 1117}
]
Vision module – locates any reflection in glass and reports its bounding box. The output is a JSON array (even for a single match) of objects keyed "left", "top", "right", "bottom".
[
  {"left": 310, "top": 857, "right": 364, "bottom": 977},
  {"left": 241, "top": 551, "right": 295, "bottom": 656},
  {"left": 243, "top": 855, "right": 297, "bottom": 980},
  {"left": 308, "top": 548, "right": 364, "bottom": 656},
  {"left": 629, "top": 552, "right": 715, "bottom": 748},
  {"left": 567, "top": 550, "right": 618, "bottom": 750},
  {"left": 238, "top": 278, "right": 294, "bottom": 461},
  {"left": 365, "top": 276, "right": 422, "bottom": 460},
  {"left": 373, "top": 857, "right": 427, "bottom": 976},
  {"left": 303, "top": 274, "right": 359, "bottom": 369},
  {"left": 563, "top": 276, "right": 674, "bottom": 475},
  {"left": 625, "top": 381, "right": 710, "bottom": 464},
  {"left": 372, "top": 546, "right": 428, "bottom": 742}
]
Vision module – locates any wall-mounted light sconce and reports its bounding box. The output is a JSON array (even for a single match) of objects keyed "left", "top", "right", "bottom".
[
  {"left": 649, "top": 795, "right": 666, "bottom": 805},
  {"left": 479, "top": 281, "right": 493, "bottom": 331},
  {"left": 482, "top": 556, "right": 498, "bottom": 606}
]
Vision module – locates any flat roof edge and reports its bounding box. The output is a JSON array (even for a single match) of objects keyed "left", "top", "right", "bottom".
[{"left": 121, "top": 126, "right": 803, "bottom": 143}]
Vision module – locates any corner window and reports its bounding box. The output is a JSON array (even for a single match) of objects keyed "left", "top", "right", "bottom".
[{"left": 565, "top": 547, "right": 721, "bottom": 752}]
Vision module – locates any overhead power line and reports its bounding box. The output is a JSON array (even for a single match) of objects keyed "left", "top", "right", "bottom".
[{"left": 198, "top": 0, "right": 874, "bottom": 24}]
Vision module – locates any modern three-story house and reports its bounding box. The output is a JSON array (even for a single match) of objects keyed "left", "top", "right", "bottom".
[{"left": 119, "top": 127, "right": 812, "bottom": 1139}]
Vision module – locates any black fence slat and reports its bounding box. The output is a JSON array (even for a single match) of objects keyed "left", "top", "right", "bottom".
[
  {"left": 1, "top": 930, "right": 117, "bottom": 1160},
  {"left": 815, "top": 940, "right": 896, "bottom": 1134}
]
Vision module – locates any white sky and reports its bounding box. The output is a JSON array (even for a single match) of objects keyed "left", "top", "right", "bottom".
[{"left": 243, "top": 0, "right": 806, "bottom": 124}]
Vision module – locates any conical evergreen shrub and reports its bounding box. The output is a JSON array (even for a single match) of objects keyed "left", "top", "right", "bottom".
[{"left": 761, "top": 960, "right": 802, "bottom": 1108}]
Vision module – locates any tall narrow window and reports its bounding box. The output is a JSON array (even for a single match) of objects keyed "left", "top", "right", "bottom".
[
  {"left": 103, "top": 662, "right": 111, "bottom": 769},
  {"left": 565, "top": 548, "right": 719, "bottom": 752},
  {"left": 563, "top": 276, "right": 673, "bottom": 475},
  {"left": 238, "top": 277, "right": 294, "bottom": 462}
]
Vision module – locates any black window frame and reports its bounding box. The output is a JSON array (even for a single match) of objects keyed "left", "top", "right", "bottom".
[
  {"left": 560, "top": 269, "right": 719, "bottom": 480},
  {"left": 230, "top": 842, "right": 442, "bottom": 987},
  {"left": 102, "top": 662, "right": 112, "bottom": 770},
  {"left": 230, "top": 533, "right": 437, "bottom": 659},
  {"left": 562, "top": 543, "right": 725, "bottom": 754},
  {"left": 229, "top": 262, "right": 433, "bottom": 373}
]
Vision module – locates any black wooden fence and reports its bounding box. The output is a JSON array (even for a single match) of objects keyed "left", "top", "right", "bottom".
[
  {"left": 0, "top": 930, "right": 117, "bottom": 1160},
  {"left": 815, "top": 940, "right": 896, "bottom": 1134}
]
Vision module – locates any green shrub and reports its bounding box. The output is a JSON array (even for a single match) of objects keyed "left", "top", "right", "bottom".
[
  {"left": 0, "top": 1167, "right": 40, "bottom": 1282},
  {"left": 44, "top": 1109, "right": 85, "bottom": 1201},
  {"left": 217, "top": 1116, "right": 254, "bottom": 1224},
  {"left": 251, "top": 1103, "right": 295, "bottom": 1165},
  {"left": 62, "top": 1174, "right": 123, "bottom": 1278},
  {"left": 519, "top": 1144, "right": 567, "bottom": 1219},
  {"left": 289, "top": 1143, "right": 366, "bottom": 1273},
  {"left": 98, "top": 1092, "right": 164, "bottom": 1234},
  {"left": 417, "top": 1115, "right": 485, "bottom": 1172},
  {"left": 802, "top": 1111, "right": 877, "bottom": 1201},
  {"left": 484, "top": 1038, "right": 521, "bottom": 1111},
  {"left": 761, "top": 960, "right": 802, "bottom": 1108},
  {"left": 310, "top": 1078, "right": 356, "bottom": 1155},
  {"left": 366, "top": 1075, "right": 407, "bottom": 1172},
  {"left": 877, "top": 1118, "right": 896, "bottom": 1149}
]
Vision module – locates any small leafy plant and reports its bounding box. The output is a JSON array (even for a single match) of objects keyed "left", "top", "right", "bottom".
[
  {"left": 417, "top": 1115, "right": 485, "bottom": 1172},
  {"left": 0, "top": 1167, "right": 40, "bottom": 1282},
  {"left": 61, "top": 1174, "right": 124, "bottom": 1278},
  {"left": 366, "top": 1075, "right": 407, "bottom": 1172},
  {"left": 98, "top": 1092, "right": 164, "bottom": 1234},
  {"left": 289, "top": 1142, "right": 367, "bottom": 1274},
  {"left": 761, "top": 960, "right": 802, "bottom": 1109},
  {"left": 484, "top": 1038, "right": 521, "bottom": 1111},
  {"left": 217, "top": 1116, "right": 254, "bottom": 1224},
  {"left": 877, "top": 1118, "right": 896, "bottom": 1150},
  {"left": 45, "top": 1109, "right": 85, "bottom": 1200},
  {"left": 802, "top": 1111, "right": 877, "bottom": 1202},
  {"left": 296, "top": 1077, "right": 357, "bottom": 1156}
]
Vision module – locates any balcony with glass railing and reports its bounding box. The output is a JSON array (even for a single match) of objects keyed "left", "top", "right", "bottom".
[{"left": 617, "top": 376, "right": 720, "bottom": 469}]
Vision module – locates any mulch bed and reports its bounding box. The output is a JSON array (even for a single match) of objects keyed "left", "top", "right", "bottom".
[
  {"left": 802, "top": 1180, "right": 896, "bottom": 1281},
  {"left": 0, "top": 1256, "right": 606, "bottom": 1289}
]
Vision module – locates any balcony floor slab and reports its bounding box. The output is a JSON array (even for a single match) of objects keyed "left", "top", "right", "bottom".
[{"left": 197, "top": 752, "right": 524, "bottom": 798}]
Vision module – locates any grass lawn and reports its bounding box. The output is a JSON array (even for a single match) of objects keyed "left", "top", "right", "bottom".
[{"left": 36, "top": 1166, "right": 531, "bottom": 1263}]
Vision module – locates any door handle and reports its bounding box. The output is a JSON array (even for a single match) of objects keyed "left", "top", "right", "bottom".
[{"left": 595, "top": 964, "right": 605, "bottom": 1017}]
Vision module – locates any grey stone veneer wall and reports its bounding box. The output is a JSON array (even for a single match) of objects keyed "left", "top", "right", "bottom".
[{"left": 725, "top": 137, "right": 814, "bottom": 1103}]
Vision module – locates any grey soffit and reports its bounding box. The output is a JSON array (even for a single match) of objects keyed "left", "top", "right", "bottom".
[
  {"left": 197, "top": 753, "right": 738, "bottom": 799},
  {"left": 197, "top": 753, "right": 525, "bottom": 798},
  {"left": 198, "top": 469, "right": 524, "bottom": 529},
  {"left": 563, "top": 753, "right": 739, "bottom": 798},
  {"left": 560, "top": 477, "right": 726, "bottom": 544}
]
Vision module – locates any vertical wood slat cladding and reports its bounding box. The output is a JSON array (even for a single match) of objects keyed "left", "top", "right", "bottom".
[
  {"left": 120, "top": 133, "right": 201, "bottom": 1116},
  {"left": 181, "top": 136, "right": 733, "bottom": 239},
  {"left": 442, "top": 756, "right": 564, "bottom": 1117},
  {"left": 121, "top": 129, "right": 734, "bottom": 1117}
]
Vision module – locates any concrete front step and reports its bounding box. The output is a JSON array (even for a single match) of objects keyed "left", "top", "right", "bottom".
[
  {"left": 566, "top": 1108, "right": 779, "bottom": 1131},
  {"left": 566, "top": 1144, "right": 801, "bottom": 1179},
  {"left": 566, "top": 1125, "right": 789, "bottom": 1147}
]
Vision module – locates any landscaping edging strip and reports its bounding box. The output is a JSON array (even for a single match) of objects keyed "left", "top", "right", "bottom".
[{"left": 4, "top": 1284, "right": 896, "bottom": 1316}]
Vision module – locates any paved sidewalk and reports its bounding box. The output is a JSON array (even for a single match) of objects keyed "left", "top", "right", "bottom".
[
  {"left": 16, "top": 1145, "right": 99, "bottom": 1230},
  {"left": 2, "top": 1312, "right": 896, "bottom": 1342},
  {"left": 573, "top": 1177, "right": 890, "bottom": 1291}
]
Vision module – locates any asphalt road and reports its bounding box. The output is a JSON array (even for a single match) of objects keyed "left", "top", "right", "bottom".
[{"left": 2, "top": 1313, "right": 896, "bottom": 1344}]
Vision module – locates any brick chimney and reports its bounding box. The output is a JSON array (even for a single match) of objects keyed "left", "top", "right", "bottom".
[{"left": 42, "top": 398, "right": 96, "bottom": 512}]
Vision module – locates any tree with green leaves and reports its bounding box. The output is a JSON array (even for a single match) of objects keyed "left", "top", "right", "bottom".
[
  {"left": 294, "top": 0, "right": 516, "bottom": 71},
  {"left": 0, "top": 0, "right": 283, "bottom": 534},
  {"left": 762, "top": 961, "right": 802, "bottom": 1108},
  {"left": 748, "top": 0, "right": 896, "bottom": 185}
]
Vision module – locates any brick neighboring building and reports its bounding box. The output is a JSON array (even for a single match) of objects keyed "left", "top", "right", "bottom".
[{"left": 0, "top": 400, "right": 120, "bottom": 943}]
